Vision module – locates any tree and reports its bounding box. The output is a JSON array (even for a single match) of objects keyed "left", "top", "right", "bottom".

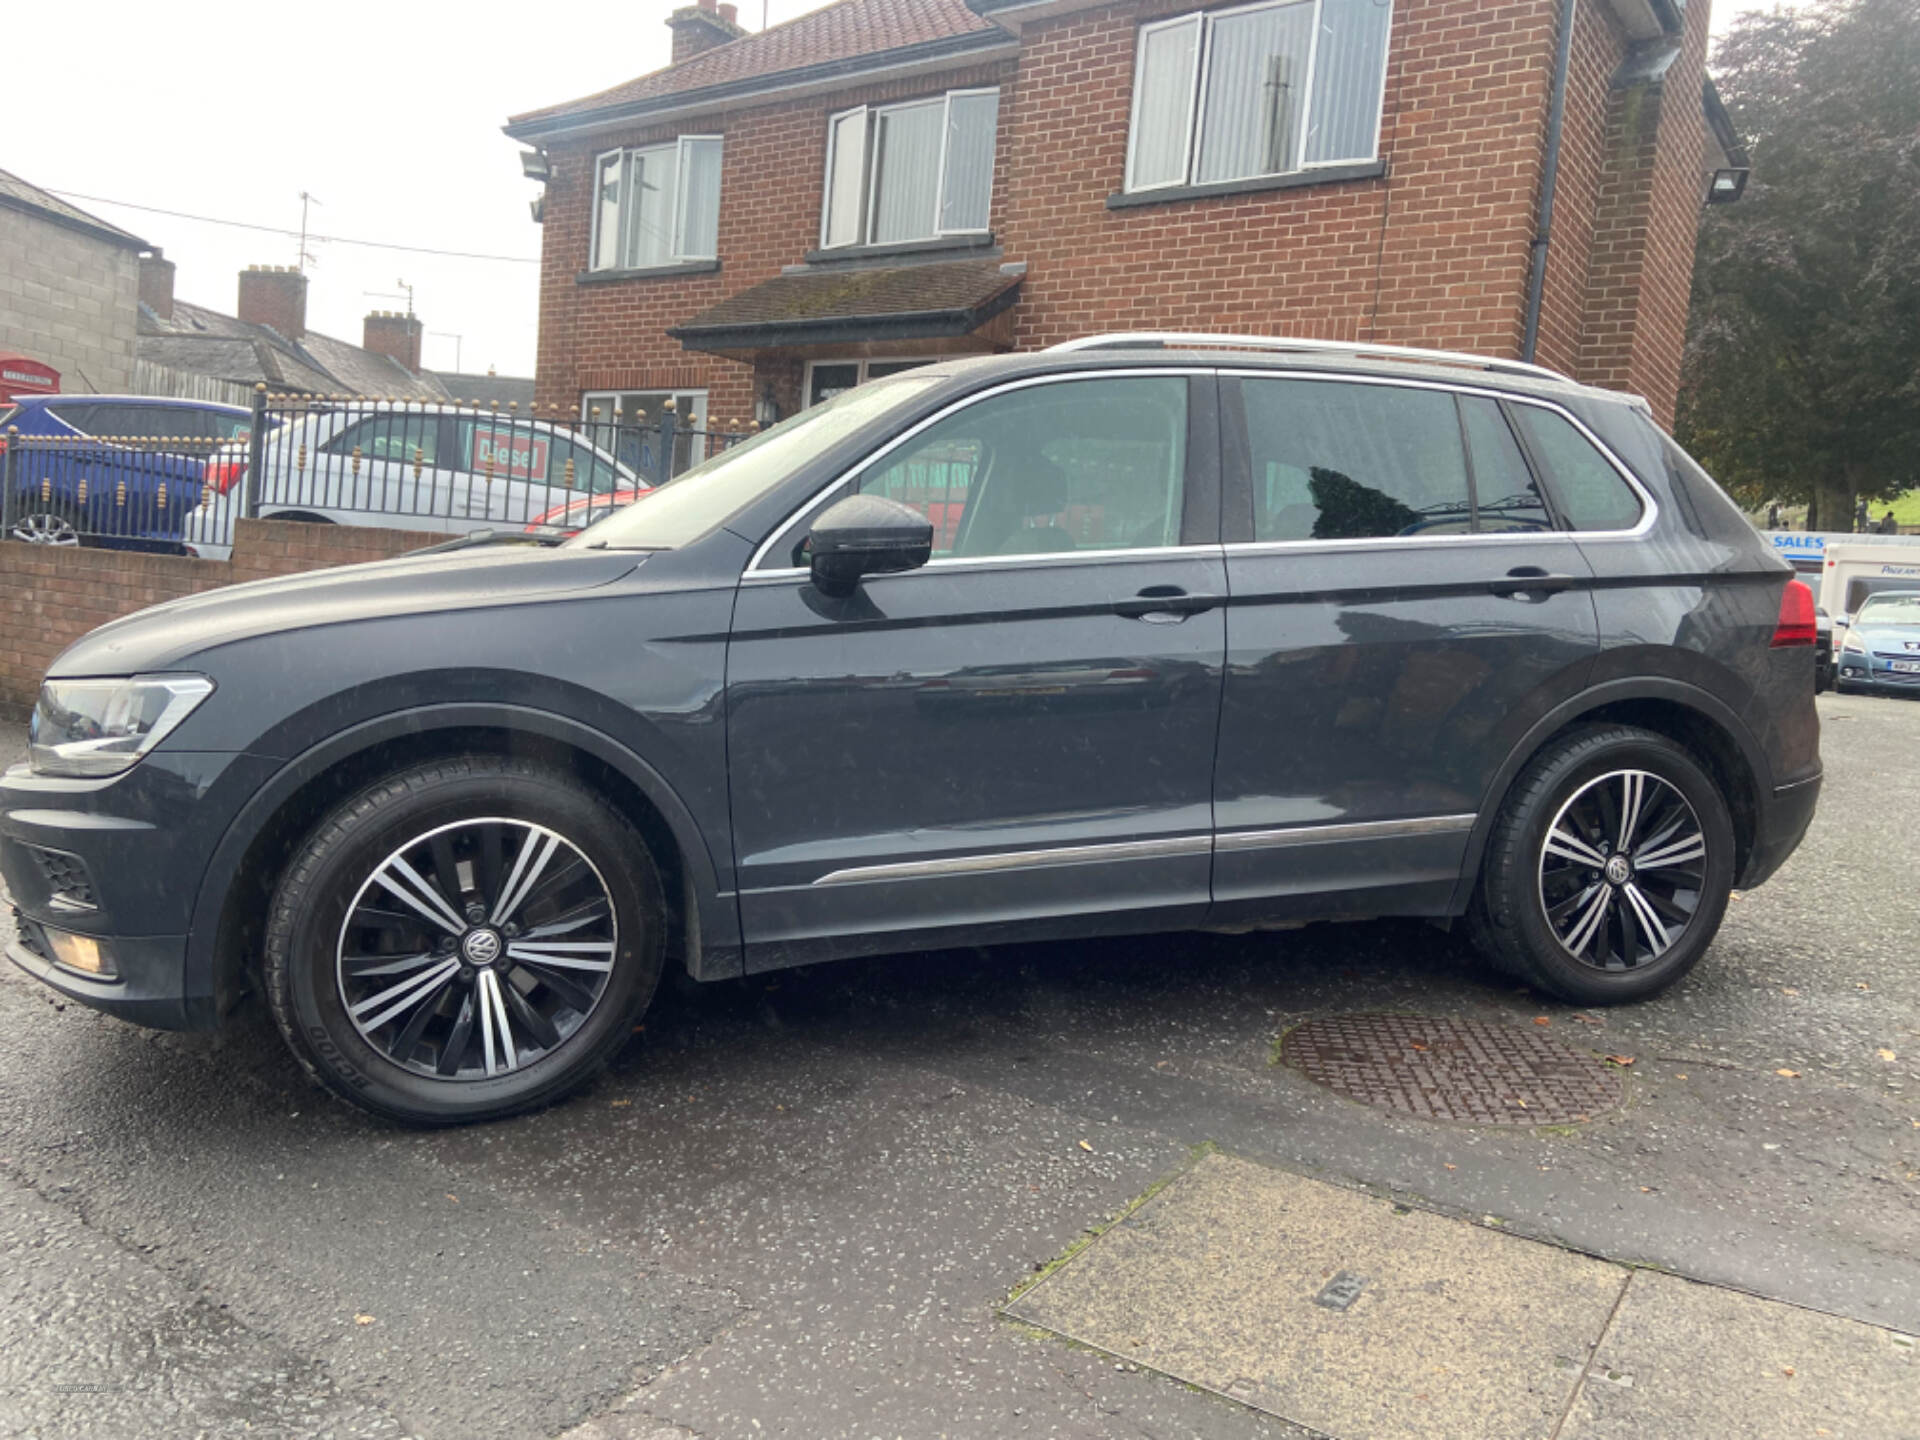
[{"left": 1677, "top": 0, "right": 1920, "bottom": 529}]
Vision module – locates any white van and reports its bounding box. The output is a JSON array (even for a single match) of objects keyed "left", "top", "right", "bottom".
[{"left": 1818, "top": 540, "right": 1920, "bottom": 627}]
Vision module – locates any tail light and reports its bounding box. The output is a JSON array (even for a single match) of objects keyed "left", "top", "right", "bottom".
[
  {"left": 204, "top": 457, "right": 247, "bottom": 494},
  {"left": 1771, "top": 578, "right": 1817, "bottom": 648}
]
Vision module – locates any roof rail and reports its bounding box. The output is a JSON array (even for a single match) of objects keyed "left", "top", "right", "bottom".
[{"left": 1046, "top": 332, "right": 1573, "bottom": 385}]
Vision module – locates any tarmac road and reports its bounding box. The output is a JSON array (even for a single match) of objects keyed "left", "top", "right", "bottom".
[{"left": 1, "top": 691, "right": 1915, "bottom": 1439}]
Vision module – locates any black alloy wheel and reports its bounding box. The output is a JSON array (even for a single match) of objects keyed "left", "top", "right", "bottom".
[
  {"left": 1537, "top": 769, "right": 1707, "bottom": 971},
  {"left": 266, "top": 755, "right": 664, "bottom": 1124},
  {"left": 1468, "top": 725, "right": 1736, "bottom": 1005},
  {"left": 335, "top": 817, "right": 619, "bottom": 1080}
]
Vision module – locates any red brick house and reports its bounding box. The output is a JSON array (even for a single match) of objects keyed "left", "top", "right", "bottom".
[{"left": 506, "top": 0, "right": 1743, "bottom": 434}]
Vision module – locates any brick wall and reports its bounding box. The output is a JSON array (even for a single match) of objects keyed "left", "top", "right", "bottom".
[
  {"left": 1578, "top": 0, "right": 1712, "bottom": 427},
  {"left": 0, "top": 208, "right": 140, "bottom": 394},
  {"left": 530, "top": 0, "right": 1709, "bottom": 421},
  {"left": 0, "top": 520, "right": 437, "bottom": 712},
  {"left": 532, "top": 60, "right": 1016, "bottom": 423},
  {"left": 998, "top": 0, "right": 1559, "bottom": 354}
]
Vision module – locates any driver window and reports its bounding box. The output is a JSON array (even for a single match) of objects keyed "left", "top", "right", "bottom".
[
  {"left": 1244, "top": 379, "right": 1473, "bottom": 541},
  {"left": 852, "top": 376, "right": 1188, "bottom": 558}
]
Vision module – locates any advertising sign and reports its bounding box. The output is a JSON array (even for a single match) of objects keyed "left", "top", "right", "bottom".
[{"left": 469, "top": 424, "right": 548, "bottom": 481}]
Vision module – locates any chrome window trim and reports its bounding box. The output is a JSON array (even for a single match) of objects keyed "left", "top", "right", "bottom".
[
  {"left": 812, "top": 834, "right": 1210, "bottom": 887},
  {"left": 745, "top": 366, "right": 1210, "bottom": 577},
  {"left": 1214, "top": 813, "right": 1475, "bottom": 853},
  {"left": 1220, "top": 367, "right": 1658, "bottom": 543}
]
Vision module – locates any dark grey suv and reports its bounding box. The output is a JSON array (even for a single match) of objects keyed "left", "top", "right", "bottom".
[{"left": 2, "top": 336, "right": 1823, "bottom": 1124}]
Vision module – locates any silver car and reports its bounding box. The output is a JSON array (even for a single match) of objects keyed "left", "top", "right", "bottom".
[{"left": 185, "top": 404, "right": 632, "bottom": 558}]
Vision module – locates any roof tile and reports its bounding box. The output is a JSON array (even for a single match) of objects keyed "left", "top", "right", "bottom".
[{"left": 511, "top": 0, "right": 997, "bottom": 127}]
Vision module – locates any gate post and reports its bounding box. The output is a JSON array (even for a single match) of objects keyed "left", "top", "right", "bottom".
[
  {"left": 242, "top": 383, "right": 269, "bottom": 524},
  {"left": 656, "top": 399, "right": 678, "bottom": 488},
  {"left": 1, "top": 426, "right": 17, "bottom": 540}
]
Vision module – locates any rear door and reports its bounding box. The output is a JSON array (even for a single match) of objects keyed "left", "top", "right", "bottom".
[
  {"left": 1211, "top": 373, "right": 1602, "bottom": 924},
  {"left": 725, "top": 371, "right": 1228, "bottom": 965}
]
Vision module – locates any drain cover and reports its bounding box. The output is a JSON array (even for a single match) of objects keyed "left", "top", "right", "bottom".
[{"left": 1281, "top": 1014, "right": 1624, "bottom": 1125}]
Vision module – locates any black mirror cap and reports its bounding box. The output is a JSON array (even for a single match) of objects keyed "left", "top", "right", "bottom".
[{"left": 808, "top": 494, "right": 934, "bottom": 597}]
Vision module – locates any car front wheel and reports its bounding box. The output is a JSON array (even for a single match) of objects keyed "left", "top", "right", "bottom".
[
  {"left": 265, "top": 755, "right": 664, "bottom": 1124},
  {"left": 1468, "top": 725, "right": 1736, "bottom": 1005}
]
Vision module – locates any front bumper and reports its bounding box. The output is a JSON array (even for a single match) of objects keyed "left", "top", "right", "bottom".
[
  {"left": 1, "top": 750, "right": 272, "bottom": 1032},
  {"left": 1836, "top": 657, "right": 1920, "bottom": 692},
  {"left": 6, "top": 914, "right": 201, "bottom": 1028},
  {"left": 1738, "top": 770, "right": 1821, "bottom": 891}
]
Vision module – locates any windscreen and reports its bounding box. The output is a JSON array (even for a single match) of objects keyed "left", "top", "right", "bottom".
[
  {"left": 1853, "top": 592, "right": 1920, "bottom": 626},
  {"left": 572, "top": 376, "right": 941, "bottom": 551}
]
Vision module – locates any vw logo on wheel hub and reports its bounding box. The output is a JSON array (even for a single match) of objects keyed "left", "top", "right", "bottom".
[
  {"left": 461, "top": 928, "right": 504, "bottom": 965},
  {"left": 1604, "top": 855, "right": 1632, "bottom": 886}
]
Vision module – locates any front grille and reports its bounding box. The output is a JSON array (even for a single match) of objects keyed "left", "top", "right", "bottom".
[{"left": 27, "top": 846, "right": 96, "bottom": 910}]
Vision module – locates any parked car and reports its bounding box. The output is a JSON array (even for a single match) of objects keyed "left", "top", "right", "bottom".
[
  {"left": 3, "top": 395, "right": 256, "bottom": 551},
  {"left": 522, "top": 484, "right": 655, "bottom": 537},
  {"left": 2, "top": 335, "right": 1823, "bottom": 1125},
  {"left": 184, "top": 404, "right": 636, "bottom": 558},
  {"left": 1834, "top": 591, "right": 1920, "bottom": 695}
]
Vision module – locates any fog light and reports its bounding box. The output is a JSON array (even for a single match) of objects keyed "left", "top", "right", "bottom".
[{"left": 43, "top": 928, "right": 118, "bottom": 980}]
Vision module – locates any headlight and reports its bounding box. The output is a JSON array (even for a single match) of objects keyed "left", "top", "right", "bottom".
[
  {"left": 28, "top": 675, "right": 214, "bottom": 777},
  {"left": 1841, "top": 632, "right": 1865, "bottom": 654}
]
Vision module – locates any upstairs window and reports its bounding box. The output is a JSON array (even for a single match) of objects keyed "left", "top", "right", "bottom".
[
  {"left": 590, "top": 136, "right": 723, "bottom": 271},
  {"left": 821, "top": 88, "right": 1000, "bottom": 249},
  {"left": 1126, "top": 0, "right": 1393, "bottom": 193}
]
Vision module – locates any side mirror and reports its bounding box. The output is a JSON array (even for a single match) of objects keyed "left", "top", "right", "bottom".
[{"left": 808, "top": 494, "right": 933, "bottom": 597}]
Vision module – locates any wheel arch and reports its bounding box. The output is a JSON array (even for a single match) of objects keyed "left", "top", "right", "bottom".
[
  {"left": 1452, "top": 678, "right": 1768, "bottom": 913},
  {"left": 185, "top": 703, "right": 740, "bottom": 1022}
]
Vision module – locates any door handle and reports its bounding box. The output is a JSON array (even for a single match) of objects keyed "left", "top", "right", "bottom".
[
  {"left": 1114, "top": 586, "right": 1222, "bottom": 622},
  {"left": 1488, "top": 567, "right": 1577, "bottom": 599}
]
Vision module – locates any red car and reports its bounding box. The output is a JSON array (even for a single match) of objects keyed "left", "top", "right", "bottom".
[{"left": 522, "top": 484, "right": 653, "bottom": 536}]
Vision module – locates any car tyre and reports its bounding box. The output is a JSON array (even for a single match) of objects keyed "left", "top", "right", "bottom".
[
  {"left": 1467, "top": 725, "right": 1735, "bottom": 1006},
  {"left": 264, "top": 755, "right": 664, "bottom": 1125}
]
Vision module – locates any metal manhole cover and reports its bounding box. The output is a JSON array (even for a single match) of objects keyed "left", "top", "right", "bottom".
[{"left": 1281, "top": 1014, "right": 1624, "bottom": 1125}]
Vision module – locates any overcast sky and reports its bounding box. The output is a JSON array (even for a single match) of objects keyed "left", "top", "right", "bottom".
[{"left": 4, "top": 0, "right": 1811, "bottom": 381}]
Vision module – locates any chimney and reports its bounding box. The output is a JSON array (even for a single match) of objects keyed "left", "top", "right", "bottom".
[
  {"left": 668, "top": 0, "right": 746, "bottom": 64},
  {"left": 138, "top": 250, "right": 175, "bottom": 322},
  {"left": 362, "top": 310, "right": 424, "bottom": 374},
  {"left": 237, "top": 264, "right": 308, "bottom": 340}
]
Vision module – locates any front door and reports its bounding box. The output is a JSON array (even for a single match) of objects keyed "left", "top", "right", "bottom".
[
  {"left": 726, "top": 372, "right": 1227, "bottom": 966},
  {"left": 1211, "top": 373, "right": 1603, "bottom": 922}
]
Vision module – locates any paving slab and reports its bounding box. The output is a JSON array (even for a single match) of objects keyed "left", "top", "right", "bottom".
[
  {"left": 1006, "top": 1150, "right": 1630, "bottom": 1440},
  {"left": 1560, "top": 1268, "right": 1919, "bottom": 1440}
]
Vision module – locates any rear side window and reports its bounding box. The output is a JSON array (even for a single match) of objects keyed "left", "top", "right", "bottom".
[
  {"left": 1512, "top": 406, "right": 1643, "bottom": 532},
  {"left": 76, "top": 404, "right": 153, "bottom": 437},
  {"left": 1243, "top": 379, "right": 1473, "bottom": 541},
  {"left": 43, "top": 402, "right": 98, "bottom": 433},
  {"left": 1460, "top": 398, "right": 1552, "bottom": 533}
]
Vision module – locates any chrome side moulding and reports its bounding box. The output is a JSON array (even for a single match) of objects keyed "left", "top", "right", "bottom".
[
  {"left": 1213, "top": 814, "right": 1477, "bottom": 852},
  {"left": 811, "top": 834, "right": 1211, "bottom": 887}
]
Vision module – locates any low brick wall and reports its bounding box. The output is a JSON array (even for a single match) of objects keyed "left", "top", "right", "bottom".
[{"left": 0, "top": 519, "right": 439, "bottom": 711}]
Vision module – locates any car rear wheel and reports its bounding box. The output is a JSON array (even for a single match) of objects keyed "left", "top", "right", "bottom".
[
  {"left": 264, "top": 755, "right": 664, "bottom": 1125},
  {"left": 10, "top": 507, "right": 82, "bottom": 545},
  {"left": 1468, "top": 725, "right": 1736, "bottom": 1005}
]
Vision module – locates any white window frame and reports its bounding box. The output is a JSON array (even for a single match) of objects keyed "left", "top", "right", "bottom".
[
  {"left": 581, "top": 389, "right": 711, "bottom": 431},
  {"left": 802, "top": 358, "right": 940, "bottom": 409},
  {"left": 818, "top": 88, "right": 1000, "bottom": 250},
  {"left": 587, "top": 135, "right": 724, "bottom": 272},
  {"left": 1123, "top": 0, "right": 1392, "bottom": 194}
]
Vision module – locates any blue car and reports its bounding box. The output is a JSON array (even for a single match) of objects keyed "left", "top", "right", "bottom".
[
  {"left": 1, "top": 395, "right": 256, "bottom": 551},
  {"left": 1835, "top": 591, "right": 1920, "bottom": 694}
]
